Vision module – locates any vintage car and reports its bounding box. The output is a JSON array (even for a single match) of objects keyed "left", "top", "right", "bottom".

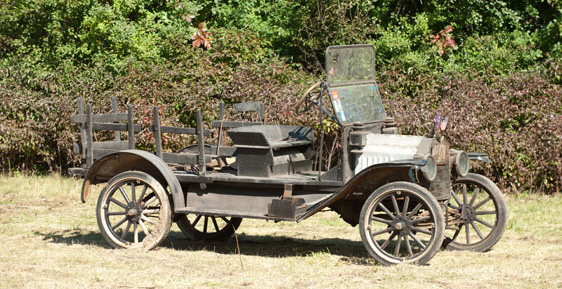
[{"left": 70, "top": 44, "right": 506, "bottom": 265}]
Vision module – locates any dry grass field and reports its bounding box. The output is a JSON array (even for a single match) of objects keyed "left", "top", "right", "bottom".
[{"left": 0, "top": 175, "right": 561, "bottom": 288}]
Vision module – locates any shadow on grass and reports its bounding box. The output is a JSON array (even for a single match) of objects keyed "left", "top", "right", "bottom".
[
  {"left": 35, "top": 230, "right": 373, "bottom": 265},
  {"left": 163, "top": 231, "right": 373, "bottom": 265},
  {"left": 35, "top": 230, "right": 110, "bottom": 248}
]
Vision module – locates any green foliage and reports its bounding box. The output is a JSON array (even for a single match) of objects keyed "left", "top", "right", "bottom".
[{"left": 0, "top": 0, "right": 561, "bottom": 194}]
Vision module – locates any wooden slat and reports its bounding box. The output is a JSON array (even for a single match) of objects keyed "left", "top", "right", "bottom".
[
  {"left": 112, "top": 96, "right": 121, "bottom": 141},
  {"left": 127, "top": 104, "right": 135, "bottom": 149},
  {"left": 153, "top": 107, "right": 163, "bottom": 158},
  {"left": 197, "top": 109, "right": 206, "bottom": 176},
  {"left": 86, "top": 104, "right": 93, "bottom": 166},
  {"left": 161, "top": 153, "right": 212, "bottom": 164},
  {"left": 149, "top": 126, "right": 211, "bottom": 136},
  {"left": 93, "top": 149, "right": 122, "bottom": 160},
  {"left": 211, "top": 120, "right": 263, "bottom": 128},
  {"left": 92, "top": 141, "right": 128, "bottom": 150},
  {"left": 91, "top": 123, "right": 141, "bottom": 132},
  {"left": 71, "top": 113, "right": 128, "bottom": 123}
]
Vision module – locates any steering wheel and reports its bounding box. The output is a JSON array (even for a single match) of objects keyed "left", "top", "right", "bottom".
[{"left": 295, "top": 81, "right": 323, "bottom": 114}]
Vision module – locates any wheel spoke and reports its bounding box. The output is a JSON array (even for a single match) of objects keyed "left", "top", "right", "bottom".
[
  {"left": 408, "top": 203, "right": 423, "bottom": 217},
  {"left": 378, "top": 203, "right": 396, "bottom": 219},
  {"left": 465, "top": 221, "right": 471, "bottom": 244},
  {"left": 380, "top": 232, "right": 397, "bottom": 250},
  {"left": 371, "top": 227, "right": 394, "bottom": 237},
  {"left": 142, "top": 196, "right": 158, "bottom": 209},
  {"left": 470, "top": 221, "right": 485, "bottom": 240},
  {"left": 402, "top": 196, "right": 410, "bottom": 216},
  {"left": 109, "top": 197, "right": 127, "bottom": 209},
  {"left": 141, "top": 215, "right": 157, "bottom": 225},
  {"left": 134, "top": 223, "right": 139, "bottom": 243},
  {"left": 451, "top": 190, "right": 463, "bottom": 206},
  {"left": 473, "top": 196, "right": 491, "bottom": 210},
  {"left": 411, "top": 216, "right": 431, "bottom": 225},
  {"left": 131, "top": 182, "right": 136, "bottom": 205},
  {"left": 142, "top": 209, "right": 160, "bottom": 215},
  {"left": 139, "top": 219, "right": 149, "bottom": 236},
  {"left": 203, "top": 216, "right": 209, "bottom": 234},
  {"left": 391, "top": 195, "right": 400, "bottom": 216},
  {"left": 192, "top": 215, "right": 203, "bottom": 226},
  {"left": 462, "top": 184, "right": 468, "bottom": 205},
  {"left": 111, "top": 217, "right": 128, "bottom": 230},
  {"left": 469, "top": 187, "right": 479, "bottom": 206},
  {"left": 475, "top": 210, "right": 497, "bottom": 215},
  {"left": 411, "top": 227, "right": 432, "bottom": 235},
  {"left": 394, "top": 234, "right": 402, "bottom": 256},
  {"left": 475, "top": 217, "right": 494, "bottom": 228},
  {"left": 119, "top": 187, "right": 131, "bottom": 205},
  {"left": 409, "top": 232, "right": 426, "bottom": 249},
  {"left": 137, "top": 186, "right": 148, "bottom": 203},
  {"left": 106, "top": 211, "right": 127, "bottom": 216},
  {"left": 121, "top": 221, "right": 132, "bottom": 239},
  {"left": 371, "top": 216, "right": 393, "bottom": 225},
  {"left": 211, "top": 217, "right": 220, "bottom": 232},
  {"left": 404, "top": 234, "right": 413, "bottom": 257}
]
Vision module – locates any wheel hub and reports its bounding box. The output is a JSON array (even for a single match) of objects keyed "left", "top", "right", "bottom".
[
  {"left": 460, "top": 205, "right": 476, "bottom": 222},
  {"left": 126, "top": 203, "right": 143, "bottom": 223},
  {"left": 393, "top": 217, "right": 412, "bottom": 235}
]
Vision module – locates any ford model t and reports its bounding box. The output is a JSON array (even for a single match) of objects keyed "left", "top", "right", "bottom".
[{"left": 70, "top": 44, "right": 507, "bottom": 265}]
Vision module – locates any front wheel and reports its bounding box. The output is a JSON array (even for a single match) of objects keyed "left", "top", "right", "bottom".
[
  {"left": 96, "top": 171, "right": 172, "bottom": 250},
  {"left": 443, "top": 173, "right": 507, "bottom": 252},
  {"left": 359, "top": 182, "right": 444, "bottom": 266}
]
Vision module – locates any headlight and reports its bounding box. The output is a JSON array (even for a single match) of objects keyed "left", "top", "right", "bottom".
[
  {"left": 421, "top": 155, "right": 437, "bottom": 181},
  {"left": 451, "top": 150, "right": 470, "bottom": 177}
]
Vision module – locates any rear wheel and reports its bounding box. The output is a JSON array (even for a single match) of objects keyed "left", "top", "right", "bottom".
[
  {"left": 96, "top": 171, "right": 172, "bottom": 250},
  {"left": 359, "top": 182, "right": 444, "bottom": 265},
  {"left": 443, "top": 173, "right": 507, "bottom": 251},
  {"left": 176, "top": 214, "right": 242, "bottom": 242}
]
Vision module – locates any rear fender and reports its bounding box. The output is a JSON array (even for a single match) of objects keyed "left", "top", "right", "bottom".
[
  {"left": 80, "top": 150, "right": 184, "bottom": 211},
  {"left": 297, "top": 160, "right": 426, "bottom": 221}
]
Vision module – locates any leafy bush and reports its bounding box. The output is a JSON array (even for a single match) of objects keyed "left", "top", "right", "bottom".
[{"left": 381, "top": 67, "right": 562, "bottom": 194}]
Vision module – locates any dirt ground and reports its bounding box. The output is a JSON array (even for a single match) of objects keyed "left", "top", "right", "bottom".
[{"left": 0, "top": 175, "right": 561, "bottom": 288}]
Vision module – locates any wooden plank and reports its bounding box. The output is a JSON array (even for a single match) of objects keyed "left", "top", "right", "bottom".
[
  {"left": 86, "top": 104, "right": 93, "bottom": 166},
  {"left": 91, "top": 123, "right": 141, "bottom": 132},
  {"left": 153, "top": 107, "right": 163, "bottom": 158},
  {"left": 197, "top": 109, "right": 206, "bottom": 176},
  {"left": 127, "top": 104, "right": 134, "bottom": 149},
  {"left": 112, "top": 96, "right": 121, "bottom": 141},
  {"left": 161, "top": 152, "right": 212, "bottom": 164},
  {"left": 211, "top": 120, "right": 263, "bottom": 128},
  {"left": 92, "top": 141, "right": 128, "bottom": 150},
  {"left": 148, "top": 125, "right": 211, "bottom": 136},
  {"left": 71, "top": 113, "right": 128, "bottom": 123},
  {"left": 93, "top": 149, "right": 122, "bottom": 160}
]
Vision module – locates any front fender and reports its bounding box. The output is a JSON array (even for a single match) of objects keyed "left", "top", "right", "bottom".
[
  {"left": 80, "top": 150, "right": 184, "bottom": 212},
  {"left": 297, "top": 159, "right": 426, "bottom": 221}
]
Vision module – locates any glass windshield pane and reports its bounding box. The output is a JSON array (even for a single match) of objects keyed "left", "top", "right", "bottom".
[
  {"left": 326, "top": 45, "right": 375, "bottom": 85},
  {"left": 325, "top": 45, "right": 385, "bottom": 124},
  {"left": 328, "top": 84, "right": 386, "bottom": 125}
]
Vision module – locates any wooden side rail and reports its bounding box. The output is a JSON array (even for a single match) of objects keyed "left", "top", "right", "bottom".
[
  {"left": 150, "top": 106, "right": 211, "bottom": 176},
  {"left": 71, "top": 97, "right": 139, "bottom": 167}
]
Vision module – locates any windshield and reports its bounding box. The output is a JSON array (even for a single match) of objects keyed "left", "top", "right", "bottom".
[{"left": 325, "top": 45, "right": 386, "bottom": 125}]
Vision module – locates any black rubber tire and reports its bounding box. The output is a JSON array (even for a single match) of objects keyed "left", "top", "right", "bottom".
[
  {"left": 176, "top": 214, "right": 242, "bottom": 242},
  {"left": 96, "top": 171, "right": 172, "bottom": 250},
  {"left": 359, "top": 182, "right": 444, "bottom": 266},
  {"left": 443, "top": 173, "right": 507, "bottom": 252}
]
